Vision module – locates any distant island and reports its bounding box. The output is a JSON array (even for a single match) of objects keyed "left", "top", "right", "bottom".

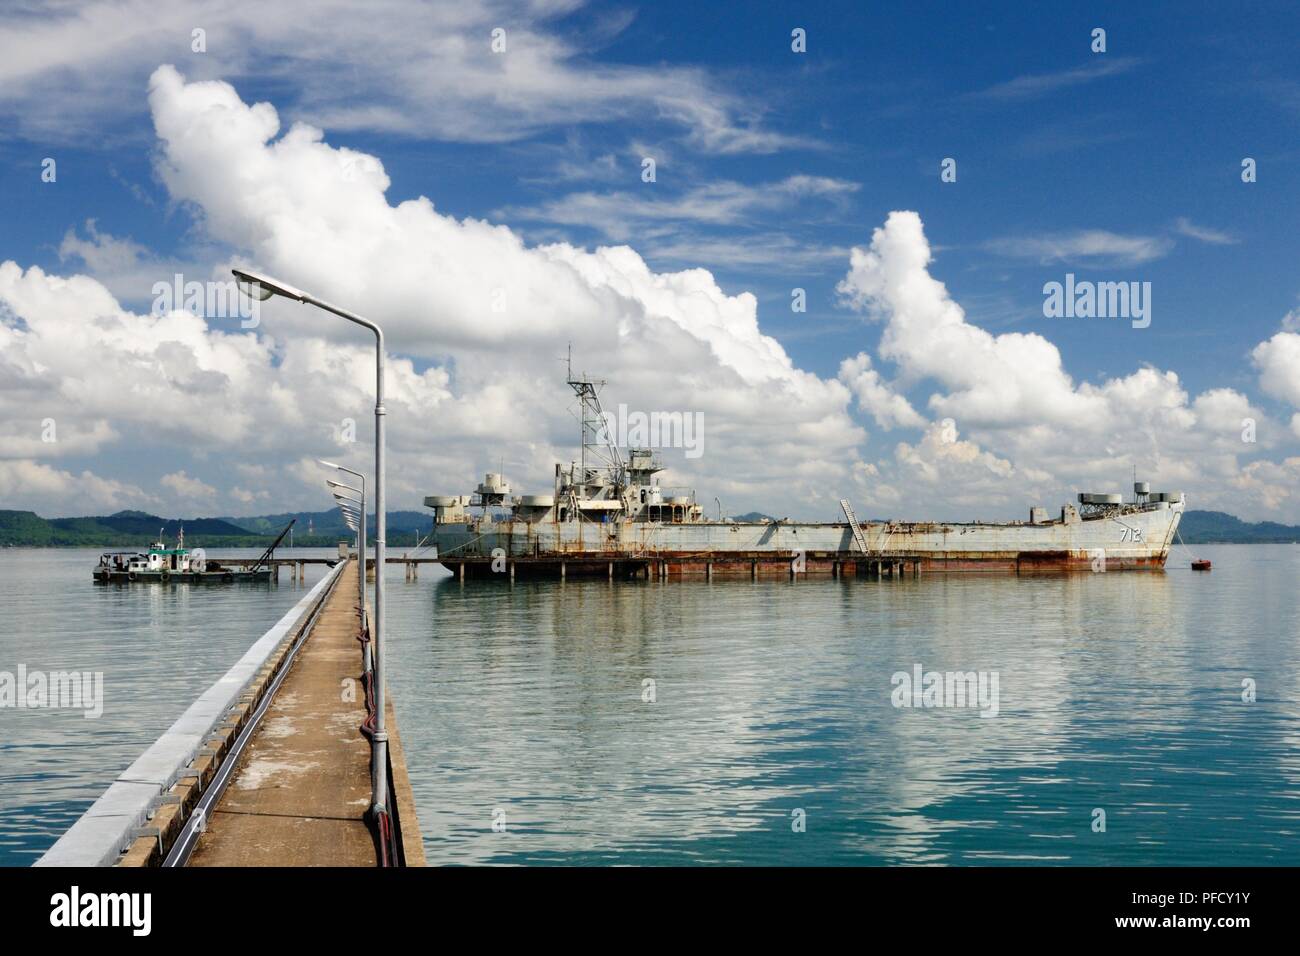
[
  {"left": 1174, "top": 510, "right": 1300, "bottom": 544},
  {"left": 0, "top": 509, "right": 434, "bottom": 548},
  {"left": 1, "top": 507, "right": 1296, "bottom": 548}
]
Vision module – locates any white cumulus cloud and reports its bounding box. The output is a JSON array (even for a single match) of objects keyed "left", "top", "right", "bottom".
[
  {"left": 0, "top": 66, "right": 865, "bottom": 520},
  {"left": 836, "top": 211, "right": 1297, "bottom": 518}
]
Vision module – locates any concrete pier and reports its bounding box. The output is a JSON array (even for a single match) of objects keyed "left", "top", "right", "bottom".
[
  {"left": 185, "top": 559, "right": 409, "bottom": 866},
  {"left": 37, "top": 556, "right": 422, "bottom": 868}
]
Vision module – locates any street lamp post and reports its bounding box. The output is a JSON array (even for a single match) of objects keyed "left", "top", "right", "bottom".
[
  {"left": 323, "top": 468, "right": 367, "bottom": 641},
  {"left": 237, "top": 268, "right": 390, "bottom": 824},
  {"left": 341, "top": 513, "right": 359, "bottom": 549},
  {"left": 334, "top": 494, "right": 364, "bottom": 584}
]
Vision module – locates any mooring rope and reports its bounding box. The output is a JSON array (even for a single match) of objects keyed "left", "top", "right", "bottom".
[{"left": 1173, "top": 526, "right": 1200, "bottom": 568}]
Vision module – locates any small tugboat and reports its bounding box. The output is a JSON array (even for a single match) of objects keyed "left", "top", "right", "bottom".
[
  {"left": 92, "top": 521, "right": 293, "bottom": 583},
  {"left": 1191, "top": 558, "right": 1212, "bottom": 571}
]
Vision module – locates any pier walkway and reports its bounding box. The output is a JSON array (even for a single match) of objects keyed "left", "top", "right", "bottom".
[
  {"left": 36, "top": 556, "right": 423, "bottom": 868},
  {"left": 187, "top": 559, "right": 380, "bottom": 866}
]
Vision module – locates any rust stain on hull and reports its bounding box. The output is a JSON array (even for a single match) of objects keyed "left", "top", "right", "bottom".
[{"left": 439, "top": 547, "right": 1169, "bottom": 579}]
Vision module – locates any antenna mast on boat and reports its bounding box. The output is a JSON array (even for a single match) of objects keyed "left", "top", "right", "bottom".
[{"left": 566, "top": 350, "right": 624, "bottom": 492}]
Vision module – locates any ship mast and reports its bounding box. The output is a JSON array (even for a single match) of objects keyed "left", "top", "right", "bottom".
[{"left": 566, "top": 347, "right": 624, "bottom": 499}]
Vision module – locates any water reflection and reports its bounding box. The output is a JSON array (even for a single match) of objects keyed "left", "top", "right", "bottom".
[
  {"left": 0, "top": 548, "right": 335, "bottom": 865},
  {"left": 385, "top": 546, "right": 1300, "bottom": 865},
  {"left": 3, "top": 546, "right": 1296, "bottom": 866}
]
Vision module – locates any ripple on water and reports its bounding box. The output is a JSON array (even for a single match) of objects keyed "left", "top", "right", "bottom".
[
  {"left": 5, "top": 545, "right": 1300, "bottom": 866},
  {"left": 0, "top": 548, "right": 336, "bottom": 865},
  {"left": 383, "top": 546, "right": 1300, "bottom": 866}
]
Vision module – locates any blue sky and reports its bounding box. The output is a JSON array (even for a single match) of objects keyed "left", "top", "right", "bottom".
[{"left": 1, "top": 1, "right": 1299, "bottom": 521}]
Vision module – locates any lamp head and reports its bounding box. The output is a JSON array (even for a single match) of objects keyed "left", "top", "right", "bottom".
[{"left": 233, "top": 268, "right": 306, "bottom": 303}]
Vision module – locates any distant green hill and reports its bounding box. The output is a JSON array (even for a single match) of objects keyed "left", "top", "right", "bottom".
[
  {"left": 0, "top": 510, "right": 279, "bottom": 547},
  {"left": 54, "top": 510, "right": 253, "bottom": 538},
  {"left": 0, "top": 508, "right": 434, "bottom": 548},
  {"left": 221, "top": 509, "right": 432, "bottom": 538},
  {"left": 1178, "top": 510, "right": 1300, "bottom": 544},
  {"left": 0, "top": 510, "right": 55, "bottom": 545},
  {"left": 2, "top": 507, "right": 1295, "bottom": 547}
]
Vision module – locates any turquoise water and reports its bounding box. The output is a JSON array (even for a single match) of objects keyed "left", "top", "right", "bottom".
[
  {"left": 0, "top": 548, "right": 334, "bottom": 865},
  {"left": 384, "top": 544, "right": 1300, "bottom": 865},
  {"left": 3, "top": 545, "right": 1299, "bottom": 865}
]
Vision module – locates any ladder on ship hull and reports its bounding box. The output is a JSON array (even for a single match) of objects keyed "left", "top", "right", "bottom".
[{"left": 839, "top": 498, "right": 870, "bottom": 553}]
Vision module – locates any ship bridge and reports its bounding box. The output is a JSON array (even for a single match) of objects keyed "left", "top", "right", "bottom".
[{"left": 424, "top": 363, "right": 705, "bottom": 528}]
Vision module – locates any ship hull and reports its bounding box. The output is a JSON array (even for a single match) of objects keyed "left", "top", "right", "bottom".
[
  {"left": 92, "top": 569, "right": 274, "bottom": 583},
  {"left": 431, "top": 503, "right": 1182, "bottom": 579}
]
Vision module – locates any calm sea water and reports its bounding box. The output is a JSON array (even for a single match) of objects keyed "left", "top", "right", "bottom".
[
  {"left": 0, "top": 548, "right": 335, "bottom": 865},
  {"left": 385, "top": 544, "right": 1300, "bottom": 865},
  {"left": 3, "top": 545, "right": 1298, "bottom": 865}
]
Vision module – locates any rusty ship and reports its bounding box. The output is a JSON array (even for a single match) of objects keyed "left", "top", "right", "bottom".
[{"left": 424, "top": 372, "right": 1184, "bottom": 579}]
